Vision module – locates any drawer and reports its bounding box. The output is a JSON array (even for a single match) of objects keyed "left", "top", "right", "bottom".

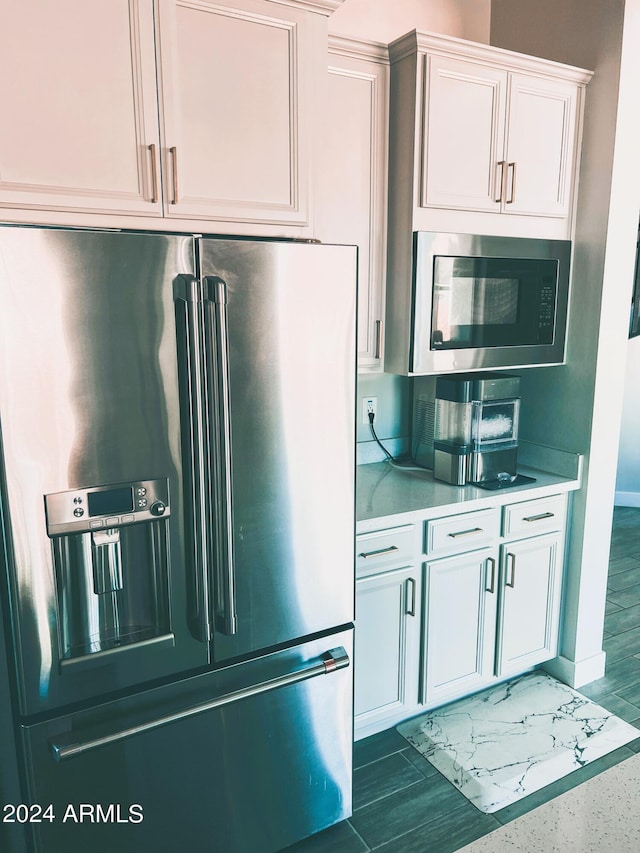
[
  {"left": 356, "top": 525, "right": 416, "bottom": 577},
  {"left": 425, "top": 507, "right": 500, "bottom": 555},
  {"left": 503, "top": 494, "right": 566, "bottom": 537}
]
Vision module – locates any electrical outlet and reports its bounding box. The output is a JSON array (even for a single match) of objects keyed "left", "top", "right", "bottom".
[{"left": 362, "top": 396, "right": 378, "bottom": 424}]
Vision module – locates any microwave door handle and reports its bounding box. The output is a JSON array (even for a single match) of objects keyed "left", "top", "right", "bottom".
[
  {"left": 204, "top": 276, "right": 238, "bottom": 636},
  {"left": 173, "top": 275, "right": 213, "bottom": 643}
]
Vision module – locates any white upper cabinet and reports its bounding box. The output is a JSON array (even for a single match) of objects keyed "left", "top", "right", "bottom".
[
  {"left": 155, "top": 0, "right": 319, "bottom": 227},
  {"left": 388, "top": 31, "right": 592, "bottom": 240},
  {"left": 318, "top": 37, "right": 389, "bottom": 372},
  {"left": 0, "top": 0, "right": 161, "bottom": 216},
  {"left": 503, "top": 72, "right": 579, "bottom": 218},
  {"left": 421, "top": 55, "right": 508, "bottom": 213},
  {"left": 0, "top": 0, "right": 337, "bottom": 234}
]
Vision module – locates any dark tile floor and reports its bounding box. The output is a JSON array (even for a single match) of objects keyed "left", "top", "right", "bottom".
[{"left": 285, "top": 506, "right": 640, "bottom": 853}]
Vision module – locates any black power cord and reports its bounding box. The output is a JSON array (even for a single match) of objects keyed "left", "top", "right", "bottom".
[
  {"left": 368, "top": 410, "right": 394, "bottom": 461},
  {"left": 368, "top": 411, "right": 427, "bottom": 472}
]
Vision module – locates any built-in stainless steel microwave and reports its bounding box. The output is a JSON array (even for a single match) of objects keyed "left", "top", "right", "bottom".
[{"left": 406, "top": 232, "right": 572, "bottom": 374}]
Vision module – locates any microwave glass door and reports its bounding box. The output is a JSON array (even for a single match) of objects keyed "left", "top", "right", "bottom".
[{"left": 431, "top": 256, "right": 558, "bottom": 350}]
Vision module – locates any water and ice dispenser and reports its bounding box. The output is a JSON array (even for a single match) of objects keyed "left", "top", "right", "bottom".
[{"left": 44, "top": 478, "right": 171, "bottom": 662}]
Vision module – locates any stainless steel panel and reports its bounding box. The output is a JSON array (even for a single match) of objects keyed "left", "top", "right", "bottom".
[
  {"left": 469, "top": 446, "right": 519, "bottom": 484},
  {"left": 471, "top": 374, "right": 521, "bottom": 401},
  {"left": 0, "top": 226, "right": 207, "bottom": 716},
  {"left": 433, "top": 447, "right": 468, "bottom": 486},
  {"left": 199, "top": 239, "right": 357, "bottom": 661},
  {"left": 411, "top": 232, "right": 571, "bottom": 375},
  {"left": 0, "top": 609, "right": 26, "bottom": 853},
  {"left": 21, "top": 629, "right": 353, "bottom": 853}
]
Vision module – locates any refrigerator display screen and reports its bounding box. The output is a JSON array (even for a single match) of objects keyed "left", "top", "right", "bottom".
[{"left": 87, "top": 487, "right": 133, "bottom": 517}]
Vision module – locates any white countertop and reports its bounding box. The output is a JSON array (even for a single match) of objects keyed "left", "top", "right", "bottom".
[{"left": 356, "top": 454, "right": 582, "bottom": 532}]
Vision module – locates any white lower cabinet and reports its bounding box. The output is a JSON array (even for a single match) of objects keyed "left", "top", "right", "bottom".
[
  {"left": 354, "top": 564, "right": 421, "bottom": 740},
  {"left": 423, "top": 547, "right": 498, "bottom": 707},
  {"left": 496, "top": 531, "right": 563, "bottom": 677},
  {"left": 423, "top": 497, "right": 566, "bottom": 707},
  {"left": 355, "top": 492, "right": 569, "bottom": 736}
]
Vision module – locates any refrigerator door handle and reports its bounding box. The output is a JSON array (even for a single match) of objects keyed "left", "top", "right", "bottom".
[
  {"left": 204, "top": 276, "right": 238, "bottom": 636},
  {"left": 49, "top": 647, "right": 350, "bottom": 762},
  {"left": 174, "top": 275, "right": 213, "bottom": 643}
]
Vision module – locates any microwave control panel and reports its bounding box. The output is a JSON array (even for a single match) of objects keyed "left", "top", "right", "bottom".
[
  {"left": 45, "top": 477, "right": 170, "bottom": 536},
  {"left": 537, "top": 284, "right": 556, "bottom": 339}
]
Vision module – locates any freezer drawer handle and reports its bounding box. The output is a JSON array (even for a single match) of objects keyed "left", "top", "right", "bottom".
[{"left": 49, "top": 647, "right": 350, "bottom": 763}]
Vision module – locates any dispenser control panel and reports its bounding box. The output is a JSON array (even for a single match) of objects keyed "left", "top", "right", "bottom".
[{"left": 45, "top": 478, "right": 170, "bottom": 536}]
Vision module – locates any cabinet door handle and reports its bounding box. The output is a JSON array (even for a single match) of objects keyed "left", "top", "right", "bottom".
[
  {"left": 406, "top": 577, "right": 416, "bottom": 616},
  {"left": 523, "top": 511, "right": 555, "bottom": 523},
  {"left": 170, "top": 146, "right": 179, "bottom": 204},
  {"left": 148, "top": 144, "right": 159, "bottom": 203},
  {"left": 495, "top": 160, "right": 506, "bottom": 203},
  {"left": 506, "top": 552, "right": 516, "bottom": 588},
  {"left": 506, "top": 162, "right": 517, "bottom": 203},
  {"left": 358, "top": 545, "right": 399, "bottom": 559},
  {"left": 485, "top": 557, "right": 496, "bottom": 594},
  {"left": 374, "top": 320, "right": 383, "bottom": 360},
  {"left": 448, "top": 527, "right": 483, "bottom": 539}
]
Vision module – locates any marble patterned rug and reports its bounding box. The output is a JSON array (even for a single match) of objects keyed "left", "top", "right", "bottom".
[{"left": 397, "top": 671, "right": 639, "bottom": 813}]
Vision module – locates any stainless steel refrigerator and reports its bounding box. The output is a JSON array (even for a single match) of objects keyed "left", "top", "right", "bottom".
[{"left": 0, "top": 225, "right": 356, "bottom": 853}]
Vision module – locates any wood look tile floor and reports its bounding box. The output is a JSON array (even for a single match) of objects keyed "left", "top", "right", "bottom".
[{"left": 284, "top": 506, "right": 640, "bottom": 853}]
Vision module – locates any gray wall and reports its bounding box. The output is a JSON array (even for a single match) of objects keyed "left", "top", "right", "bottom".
[
  {"left": 356, "top": 373, "right": 412, "bottom": 462},
  {"left": 491, "top": 0, "right": 640, "bottom": 682},
  {"left": 616, "top": 336, "right": 640, "bottom": 506}
]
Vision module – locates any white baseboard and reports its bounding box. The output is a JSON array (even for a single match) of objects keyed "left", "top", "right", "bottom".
[
  {"left": 615, "top": 491, "right": 640, "bottom": 507},
  {"left": 542, "top": 651, "right": 607, "bottom": 689}
]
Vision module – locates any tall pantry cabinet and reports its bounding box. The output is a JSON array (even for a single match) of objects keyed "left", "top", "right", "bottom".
[{"left": 318, "top": 37, "right": 389, "bottom": 372}]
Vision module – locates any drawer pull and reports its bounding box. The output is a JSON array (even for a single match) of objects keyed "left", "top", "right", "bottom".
[
  {"left": 448, "top": 527, "right": 483, "bottom": 539},
  {"left": 523, "top": 511, "right": 555, "bottom": 523},
  {"left": 406, "top": 577, "right": 416, "bottom": 616},
  {"left": 358, "top": 545, "right": 399, "bottom": 559}
]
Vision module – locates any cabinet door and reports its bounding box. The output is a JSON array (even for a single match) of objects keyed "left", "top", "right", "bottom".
[
  {"left": 0, "top": 0, "right": 161, "bottom": 215},
  {"left": 496, "top": 532, "right": 563, "bottom": 677},
  {"left": 354, "top": 566, "right": 420, "bottom": 739},
  {"left": 423, "top": 547, "right": 498, "bottom": 706},
  {"left": 321, "top": 42, "right": 388, "bottom": 372},
  {"left": 504, "top": 73, "right": 579, "bottom": 218},
  {"left": 421, "top": 55, "right": 507, "bottom": 212},
  {"left": 155, "top": 0, "right": 315, "bottom": 227}
]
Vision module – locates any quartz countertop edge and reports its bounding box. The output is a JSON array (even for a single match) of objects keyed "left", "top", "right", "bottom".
[{"left": 356, "top": 448, "right": 583, "bottom": 532}]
